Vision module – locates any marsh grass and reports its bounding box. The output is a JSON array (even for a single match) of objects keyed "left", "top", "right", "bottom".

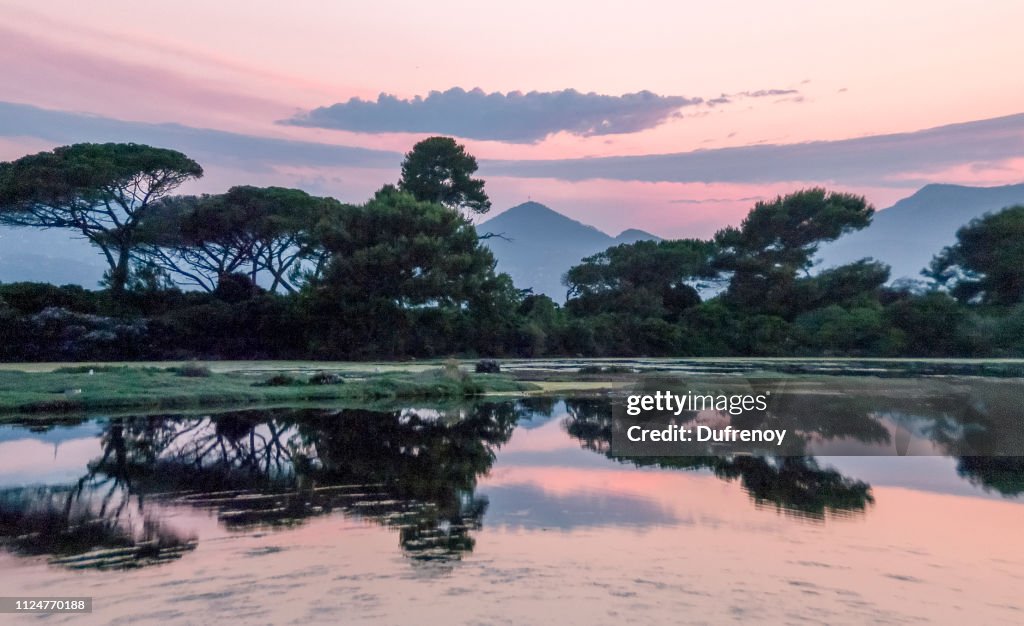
[
  {"left": 170, "top": 363, "right": 213, "bottom": 378},
  {"left": 0, "top": 366, "right": 535, "bottom": 415}
]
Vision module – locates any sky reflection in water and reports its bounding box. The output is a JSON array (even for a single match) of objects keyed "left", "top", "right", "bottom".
[{"left": 0, "top": 390, "right": 1022, "bottom": 624}]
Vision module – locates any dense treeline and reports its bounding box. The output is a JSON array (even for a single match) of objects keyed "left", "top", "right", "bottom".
[{"left": 1, "top": 139, "right": 1023, "bottom": 361}]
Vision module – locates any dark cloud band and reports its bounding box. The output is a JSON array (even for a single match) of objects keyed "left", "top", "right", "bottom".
[
  {"left": 481, "top": 113, "right": 1024, "bottom": 185},
  {"left": 2, "top": 101, "right": 1022, "bottom": 190},
  {"left": 0, "top": 101, "right": 400, "bottom": 171}
]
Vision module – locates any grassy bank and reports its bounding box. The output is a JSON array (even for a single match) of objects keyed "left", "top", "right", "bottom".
[{"left": 0, "top": 365, "right": 536, "bottom": 415}]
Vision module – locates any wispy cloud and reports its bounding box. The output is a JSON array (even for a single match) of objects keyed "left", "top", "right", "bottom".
[
  {"left": 706, "top": 88, "right": 802, "bottom": 106},
  {"left": 0, "top": 26, "right": 293, "bottom": 131},
  {"left": 282, "top": 87, "right": 703, "bottom": 143},
  {"left": 0, "top": 101, "right": 400, "bottom": 172},
  {"left": 669, "top": 196, "right": 765, "bottom": 204}
]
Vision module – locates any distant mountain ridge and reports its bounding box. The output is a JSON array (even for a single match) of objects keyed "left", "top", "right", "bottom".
[
  {"left": 817, "top": 182, "right": 1024, "bottom": 280},
  {"left": 479, "top": 201, "right": 661, "bottom": 301}
]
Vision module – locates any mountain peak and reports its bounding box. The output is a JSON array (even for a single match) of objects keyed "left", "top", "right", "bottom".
[
  {"left": 481, "top": 201, "right": 610, "bottom": 240},
  {"left": 504, "top": 201, "right": 558, "bottom": 215},
  {"left": 615, "top": 228, "right": 662, "bottom": 244},
  {"left": 478, "top": 201, "right": 661, "bottom": 301}
]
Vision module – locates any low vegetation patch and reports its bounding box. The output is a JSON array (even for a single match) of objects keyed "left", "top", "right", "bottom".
[
  {"left": 308, "top": 371, "right": 344, "bottom": 385},
  {"left": 255, "top": 373, "right": 301, "bottom": 387},
  {"left": 171, "top": 363, "right": 213, "bottom": 377},
  {"left": 578, "top": 365, "right": 635, "bottom": 375},
  {"left": 0, "top": 365, "right": 537, "bottom": 415}
]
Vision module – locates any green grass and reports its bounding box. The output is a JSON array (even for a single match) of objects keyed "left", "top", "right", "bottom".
[
  {"left": 2, "top": 356, "right": 1021, "bottom": 416},
  {"left": 0, "top": 366, "right": 536, "bottom": 415}
]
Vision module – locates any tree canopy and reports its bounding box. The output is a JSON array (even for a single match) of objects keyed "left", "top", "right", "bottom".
[
  {"left": 0, "top": 143, "right": 203, "bottom": 293},
  {"left": 398, "top": 137, "right": 491, "bottom": 214},
  {"left": 302, "top": 187, "right": 512, "bottom": 357},
  {"left": 713, "top": 188, "right": 875, "bottom": 315},
  {"left": 927, "top": 205, "right": 1024, "bottom": 305},
  {"left": 3, "top": 138, "right": 1024, "bottom": 362},
  {"left": 565, "top": 239, "right": 717, "bottom": 319},
  {"left": 137, "top": 186, "right": 344, "bottom": 293}
]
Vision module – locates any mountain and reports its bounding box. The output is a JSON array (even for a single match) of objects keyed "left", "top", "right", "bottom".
[
  {"left": 479, "top": 201, "right": 661, "bottom": 301},
  {"left": 0, "top": 227, "right": 108, "bottom": 287},
  {"left": 817, "top": 183, "right": 1024, "bottom": 281}
]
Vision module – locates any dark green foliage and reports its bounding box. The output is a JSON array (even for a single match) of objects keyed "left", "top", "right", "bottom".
[
  {"left": 565, "top": 239, "right": 716, "bottom": 320},
  {"left": 559, "top": 190, "right": 895, "bottom": 357},
  {"left": 0, "top": 282, "right": 99, "bottom": 314},
  {"left": 0, "top": 307, "right": 151, "bottom": 361},
  {"left": 578, "top": 365, "right": 634, "bottom": 374},
  {"left": 714, "top": 189, "right": 874, "bottom": 316},
  {"left": 927, "top": 205, "right": 1024, "bottom": 305},
  {"left": 398, "top": 137, "right": 490, "bottom": 214},
  {"left": 258, "top": 373, "right": 299, "bottom": 387},
  {"left": 137, "top": 186, "right": 345, "bottom": 294},
  {"left": 475, "top": 359, "right": 501, "bottom": 374},
  {"left": 172, "top": 363, "right": 213, "bottom": 377},
  {"left": 308, "top": 371, "right": 344, "bottom": 385},
  {"left": 153, "top": 293, "right": 305, "bottom": 360},
  {"left": 957, "top": 457, "right": 1024, "bottom": 496},
  {"left": 561, "top": 239, "right": 720, "bottom": 355},
  {"left": 794, "top": 305, "right": 887, "bottom": 356},
  {"left": 882, "top": 291, "right": 965, "bottom": 356},
  {"left": 301, "top": 187, "right": 513, "bottom": 358},
  {"left": 0, "top": 136, "right": 1021, "bottom": 361},
  {"left": 796, "top": 260, "right": 890, "bottom": 311}
]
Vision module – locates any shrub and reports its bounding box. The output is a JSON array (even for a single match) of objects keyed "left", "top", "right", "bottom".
[
  {"left": 257, "top": 373, "right": 299, "bottom": 387},
  {"left": 443, "top": 358, "right": 469, "bottom": 382},
  {"left": 602, "top": 365, "right": 634, "bottom": 374},
  {"left": 578, "top": 365, "right": 634, "bottom": 374},
  {"left": 309, "top": 371, "right": 343, "bottom": 385},
  {"left": 54, "top": 365, "right": 130, "bottom": 374},
  {"left": 172, "top": 363, "right": 213, "bottom": 377},
  {"left": 475, "top": 359, "right": 501, "bottom": 374}
]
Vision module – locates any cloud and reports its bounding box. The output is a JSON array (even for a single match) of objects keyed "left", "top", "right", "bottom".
[
  {"left": 481, "top": 112, "right": 1024, "bottom": 186},
  {"left": 282, "top": 87, "right": 703, "bottom": 143},
  {"left": 707, "top": 88, "right": 802, "bottom": 107},
  {"left": 3, "top": 100, "right": 1023, "bottom": 200},
  {"left": 669, "top": 196, "right": 765, "bottom": 204},
  {"left": 0, "top": 26, "right": 293, "bottom": 132}
]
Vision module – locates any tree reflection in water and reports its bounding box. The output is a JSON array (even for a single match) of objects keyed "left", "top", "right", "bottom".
[
  {"left": 0, "top": 403, "right": 523, "bottom": 570},
  {"left": 1, "top": 388, "right": 1021, "bottom": 571},
  {"left": 562, "top": 398, "right": 875, "bottom": 519},
  {"left": 0, "top": 418, "right": 197, "bottom": 569},
  {"left": 564, "top": 383, "right": 1024, "bottom": 516}
]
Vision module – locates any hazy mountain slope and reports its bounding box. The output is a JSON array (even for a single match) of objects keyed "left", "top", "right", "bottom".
[
  {"left": 479, "top": 202, "right": 660, "bottom": 301},
  {"left": 0, "top": 227, "right": 108, "bottom": 287},
  {"left": 818, "top": 183, "right": 1024, "bottom": 280}
]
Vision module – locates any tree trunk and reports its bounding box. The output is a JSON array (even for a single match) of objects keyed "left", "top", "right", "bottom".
[{"left": 110, "top": 247, "right": 131, "bottom": 294}]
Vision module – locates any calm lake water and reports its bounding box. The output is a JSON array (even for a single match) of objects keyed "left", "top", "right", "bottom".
[{"left": 1, "top": 382, "right": 1023, "bottom": 624}]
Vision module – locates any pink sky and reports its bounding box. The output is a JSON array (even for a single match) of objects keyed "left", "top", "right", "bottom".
[{"left": 1, "top": 0, "right": 1023, "bottom": 236}]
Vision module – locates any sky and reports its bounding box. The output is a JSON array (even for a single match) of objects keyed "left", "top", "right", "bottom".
[{"left": 1, "top": 0, "right": 1023, "bottom": 237}]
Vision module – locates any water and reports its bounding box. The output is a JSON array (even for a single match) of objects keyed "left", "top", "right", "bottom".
[{"left": 1, "top": 386, "right": 1023, "bottom": 624}]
